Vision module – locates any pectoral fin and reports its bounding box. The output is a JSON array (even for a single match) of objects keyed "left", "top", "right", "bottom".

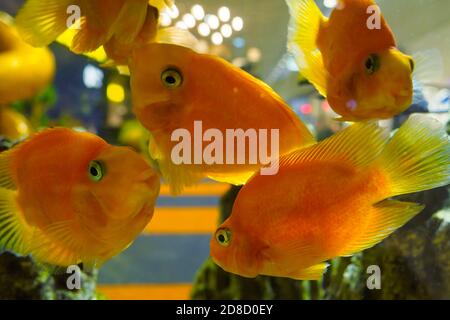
[
  {"left": 0, "top": 187, "right": 30, "bottom": 255},
  {"left": 288, "top": 263, "right": 329, "bottom": 280}
]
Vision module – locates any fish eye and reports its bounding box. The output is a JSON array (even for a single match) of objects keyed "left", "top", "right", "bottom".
[
  {"left": 215, "top": 228, "right": 231, "bottom": 247},
  {"left": 365, "top": 54, "right": 380, "bottom": 75},
  {"left": 161, "top": 68, "right": 183, "bottom": 88},
  {"left": 88, "top": 160, "right": 104, "bottom": 182}
]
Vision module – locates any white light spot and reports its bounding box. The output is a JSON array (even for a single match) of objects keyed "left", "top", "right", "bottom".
[
  {"left": 205, "top": 14, "right": 220, "bottom": 30},
  {"left": 167, "top": 4, "right": 179, "bottom": 19},
  {"left": 218, "top": 7, "right": 231, "bottom": 22},
  {"left": 211, "top": 32, "right": 223, "bottom": 45},
  {"left": 175, "top": 21, "right": 188, "bottom": 30},
  {"left": 324, "top": 0, "right": 337, "bottom": 9},
  {"left": 183, "top": 13, "right": 196, "bottom": 29},
  {"left": 83, "top": 64, "right": 104, "bottom": 89},
  {"left": 198, "top": 22, "right": 211, "bottom": 37},
  {"left": 231, "top": 16, "right": 243, "bottom": 32},
  {"left": 191, "top": 4, "right": 205, "bottom": 20},
  {"left": 159, "top": 13, "right": 172, "bottom": 27},
  {"left": 221, "top": 24, "right": 233, "bottom": 38}
]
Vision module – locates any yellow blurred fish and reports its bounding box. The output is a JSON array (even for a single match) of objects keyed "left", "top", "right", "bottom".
[
  {"left": 15, "top": 0, "right": 190, "bottom": 65},
  {"left": 0, "top": 13, "right": 55, "bottom": 105},
  {"left": 0, "top": 107, "right": 32, "bottom": 140},
  {"left": 0, "top": 128, "right": 160, "bottom": 267}
]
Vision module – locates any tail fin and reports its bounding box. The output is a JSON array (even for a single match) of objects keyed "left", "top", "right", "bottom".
[
  {"left": 379, "top": 114, "right": 450, "bottom": 196},
  {"left": 285, "top": 0, "right": 328, "bottom": 96},
  {"left": 15, "top": 0, "right": 72, "bottom": 47}
]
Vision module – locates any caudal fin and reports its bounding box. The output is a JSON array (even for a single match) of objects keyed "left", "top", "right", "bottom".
[
  {"left": 285, "top": 0, "right": 328, "bottom": 96},
  {"left": 379, "top": 114, "right": 450, "bottom": 196},
  {"left": 15, "top": 0, "right": 72, "bottom": 47}
]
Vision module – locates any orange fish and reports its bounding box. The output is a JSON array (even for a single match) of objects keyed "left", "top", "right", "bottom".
[
  {"left": 15, "top": 0, "right": 188, "bottom": 64},
  {"left": 211, "top": 114, "right": 450, "bottom": 280},
  {"left": 129, "top": 43, "right": 316, "bottom": 194},
  {"left": 0, "top": 128, "right": 160, "bottom": 267},
  {"left": 286, "top": 0, "right": 415, "bottom": 121}
]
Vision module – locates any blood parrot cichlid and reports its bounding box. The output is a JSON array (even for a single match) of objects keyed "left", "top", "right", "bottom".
[
  {"left": 15, "top": 0, "right": 190, "bottom": 64},
  {"left": 286, "top": 0, "right": 415, "bottom": 121},
  {"left": 0, "top": 128, "right": 160, "bottom": 267},
  {"left": 129, "top": 43, "right": 316, "bottom": 194},
  {"left": 211, "top": 114, "right": 450, "bottom": 280}
]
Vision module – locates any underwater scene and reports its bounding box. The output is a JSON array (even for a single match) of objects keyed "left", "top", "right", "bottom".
[{"left": 0, "top": 0, "right": 449, "bottom": 302}]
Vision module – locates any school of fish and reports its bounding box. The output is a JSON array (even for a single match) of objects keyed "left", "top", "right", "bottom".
[{"left": 0, "top": 0, "right": 447, "bottom": 281}]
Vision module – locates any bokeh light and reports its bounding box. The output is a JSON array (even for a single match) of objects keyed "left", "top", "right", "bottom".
[
  {"left": 218, "top": 7, "right": 231, "bottom": 22},
  {"left": 191, "top": 4, "right": 205, "bottom": 20},
  {"left": 220, "top": 24, "right": 233, "bottom": 38},
  {"left": 107, "top": 83, "right": 125, "bottom": 104},
  {"left": 198, "top": 22, "right": 211, "bottom": 37},
  {"left": 232, "top": 16, "right": 244, "bottom": 31},
  {"left": 211, "top": 32, "right": 223, "bottom": 45}
]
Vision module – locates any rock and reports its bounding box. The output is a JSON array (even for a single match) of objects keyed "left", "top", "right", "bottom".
[
  {"left": 0, "top": 251, "right": 100, "bottom": 300},
  {"left": 325, "top": 207, "right": 450, "bottom": 300}
]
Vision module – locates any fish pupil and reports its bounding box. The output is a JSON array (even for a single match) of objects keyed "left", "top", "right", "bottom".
[
  {"left": 165, "top": 75, "right": 176, "bottom": 85},
  {"left": 90, "top": 166, "right": 99, "bottom": 176},
  {"left": 365, "top": 58, "right": 374, "bottom": 70},
  {"left": 218, "top": 234, "right": 226, "bottom": 243},
  {"left": 365, "top": 54, "right": 380, "bottom": 74}
]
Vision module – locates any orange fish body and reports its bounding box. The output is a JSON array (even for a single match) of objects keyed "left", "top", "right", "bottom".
[
  {"left": 0, "top": 128, "right": 160, "bottom": 267},
  {"left": 287, "top": 0, "right": 414, "bottom": 121},
  {"left": 15, "top": 0, "right": 174, "bottom": 64},
  {"left": 211, "top": 115, "right": 450, "bottom": 279},
  {"left": 129, "top": 43, "right": 315, "bottom": 194}
]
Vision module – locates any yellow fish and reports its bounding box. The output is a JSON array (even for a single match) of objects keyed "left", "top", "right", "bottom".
[
  {"left": 0, "top": 107, "right": 32, "bottom": 140},
  {"left": 0, "top": 13, "right": 55, "bottom": 105},
  {"left": 15, "top": 0, "right": 189, "bottom": 64},
  {"left": 0, "top": 128, "right": 160, "bottom": 267},
  {"left": 286, "top": 0, "right": 414, "bottom": 121},
  {"left": 211, "top": 114, "right": 450, "bottom": 279},
  {"left": 129, "top": 43, "right": 316, "bottom": 194}
]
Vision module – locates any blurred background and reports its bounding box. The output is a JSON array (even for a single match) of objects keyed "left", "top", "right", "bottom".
[{"left": 0, "top": 0, "right": 449, "bottom": 300}]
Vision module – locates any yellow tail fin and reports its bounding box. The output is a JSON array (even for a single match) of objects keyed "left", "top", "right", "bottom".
[
  {"left": 110, "top": 0, "right": 148, "bottom": 44},
  {"left": 15, "top": 0, "right": 72, "bottom": 47},
  {"left": 379, "top": 114, "right": 450, "bottom": 196},
  {"left": 285, "top": 0, "right": 328, "bottom": 96}
]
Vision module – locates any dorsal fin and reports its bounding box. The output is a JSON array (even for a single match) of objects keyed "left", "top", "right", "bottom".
[{"left": 279, "top": 122, "right": 389, "bottom": 169}]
